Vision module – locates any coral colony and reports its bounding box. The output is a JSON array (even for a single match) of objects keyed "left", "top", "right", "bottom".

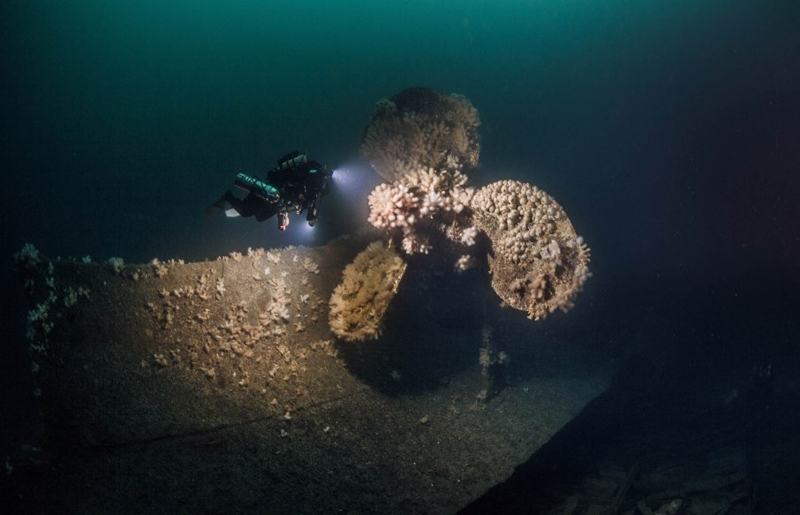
[{"left": 329, "top": 87, "right": 590, "bottom": 341}]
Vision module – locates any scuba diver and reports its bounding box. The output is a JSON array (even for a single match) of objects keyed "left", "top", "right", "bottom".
[{"left": 206, "top": 151, "right": 333, "bottom": 231}]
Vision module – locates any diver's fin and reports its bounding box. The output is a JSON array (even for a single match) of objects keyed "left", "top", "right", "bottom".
[
  {"left": 224, "top": 208, "right": 241, "bottom": 218},
  {"left": 205, "top": 196, "right": 228, "bottom": 217}
]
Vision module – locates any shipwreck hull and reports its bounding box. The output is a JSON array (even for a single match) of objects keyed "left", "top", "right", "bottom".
[{"left": 17, "top": 236, "right": 610, "bottom": 514}]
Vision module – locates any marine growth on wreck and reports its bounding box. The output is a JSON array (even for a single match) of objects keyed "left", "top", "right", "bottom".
[{"left": 330, "top": 86, "right": 591, "bottom": 341}]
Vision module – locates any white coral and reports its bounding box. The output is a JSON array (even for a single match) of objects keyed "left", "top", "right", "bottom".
[
  {"left": 455, "top": 255, "right": 476, "bottom": 272},
  {"left": 367, "top": 168, "right": 473, "bottom": 256},
  {"left": 107, "top": 257, "right": 125, "bottom": 274},
  {"left": 460, "top": 227, "right": 478, "bottom": 246}
]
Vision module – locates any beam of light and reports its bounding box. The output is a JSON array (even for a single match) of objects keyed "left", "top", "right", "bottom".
[
  {"left": 328, "top": 161, "right": 384, "bottom": 224},
  {"left": 293, "top": 215, "right": 317, "bottom": 238},
  {"left": 330, "top": 162, "right": 379, "bottom": 194}
]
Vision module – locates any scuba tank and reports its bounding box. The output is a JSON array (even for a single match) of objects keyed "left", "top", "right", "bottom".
[
  {"left": 234, "top": 173, "right": 280, "bottom": 203},
  {"left": 277, "top": 151, "right": 308, "bottom": 170}
]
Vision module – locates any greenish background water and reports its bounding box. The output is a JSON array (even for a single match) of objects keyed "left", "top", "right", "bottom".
[{"left": 5, "top": 1, "right": 797, "bottom": 282}]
